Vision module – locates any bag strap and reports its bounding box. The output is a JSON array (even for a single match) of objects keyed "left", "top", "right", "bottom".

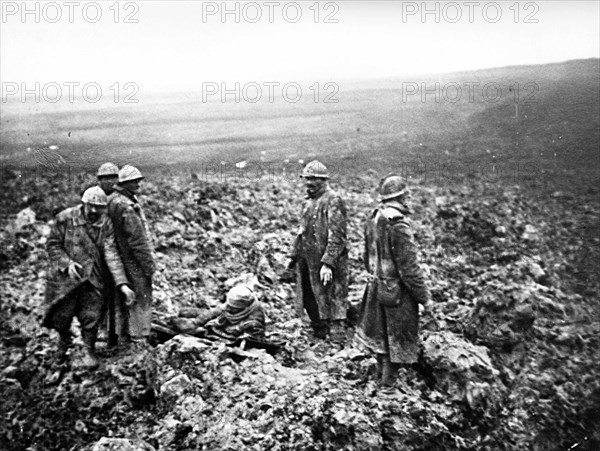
[{"left": 385, "top": 214, "right": 403, "bottom": 282}]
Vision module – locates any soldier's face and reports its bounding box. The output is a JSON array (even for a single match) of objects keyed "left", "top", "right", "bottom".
[
  {"left": 98, "top": 176, "right": 118, "bottom": 194},
  {"left": 123, "top": 179, "right": 142, "bottom": 194},
  {"left": 304, "top": 177, "right": 326, "bottom": 197},
  {"left": 83, "top": 203, "right": 106, "bottom": 222}
]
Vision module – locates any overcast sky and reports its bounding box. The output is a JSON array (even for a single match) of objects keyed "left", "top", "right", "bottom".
[{"left": 1, "top": 1, "right": 599, "bottom": 93}]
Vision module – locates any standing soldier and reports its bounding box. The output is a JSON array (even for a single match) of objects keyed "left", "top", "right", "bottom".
[
  {"left": 107, "top": 165, "right": 155, "bottom": 350},
  {"left": 288, "top": 160, "right": 348, "bottom": 341},
  {"left": 355, "top": 175, "right": 432, "bottom": 390},
  {"left": 97, "top": 162, "right": 119, "bottom": 195},
  {"left": 96, "top": 162, "right": 119, "bottom": 348},
  {"left": 43, "top": 187, "right": 135, "bottom": 368}
]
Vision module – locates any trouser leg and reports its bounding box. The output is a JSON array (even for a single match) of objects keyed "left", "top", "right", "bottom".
[
  {"left": 77, "top": 286, "right": 104, "bottom": 335},
  {"left": 382, "top": 355, "right": 401, "bottom": 387},
  {"left": 44, "top": 292, "right": 78, "bottom": 360},
  {"left": 299, "top": 259, "right": 327, "bottom": 338},
  {"left": 45, "top": 293, "right": 78, "bottom": 334},
  {"left": 376, "top": 354, "right": 384, "bottom": 380},
  {"left": 127, "top": 283, "right": 152, "bottom": 343},
  {"left": 55, "top": 330, "right": 73, "bottom": 361},
  {"left": 76, "top": 286, "right": 104, "bottom": 368},
  {"left": 107, "top": 290, "right": 118, "bottom": 349},
  {"left": 112, "top": 290, "right": 130, "bottom": 349}
]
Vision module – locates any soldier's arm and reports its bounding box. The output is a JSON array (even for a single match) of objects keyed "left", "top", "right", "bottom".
[
  {"left": 237, "top": 309, "right": 266, "bottom": 338},
  {"left": 46, "top": 216, "right": 71, "bottom": 273},
  {"left": 122, "top": 206, "right": 156, "bottom": 277},
  {"left": 389, "top": 220, "right": 431, "bottom": 304},
  {"left": 102, "top": 219, "right": 129, "bottom": 287},
  {"left": 321, "top": 196, "right": 348, "bottom": 268}
]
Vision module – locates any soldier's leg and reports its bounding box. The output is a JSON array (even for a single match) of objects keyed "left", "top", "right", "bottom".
[
  {"left": 106, "top": 289, "right": 118, "bottom": 350},
  {"left": 113, "top": 290, "right": 131, "bottom": 350},
  {"left": 298, "top": 259, "right": 326, "bottom": 338},
  {"left": 127, "top": 280, "right": 152, "bottom": 348},
  {"left": 44, "top": 294, "right": 78, "bottom": 361},
  {"left": 376, "top": 354, "right": 384, "bottom": 380},
  {"left": 380, "top": 310, "right": 399, "bottom": 387},
  {"left": 76, "top": 286, "right": 105, "bottom": 368},
  {"left": 381, "top": 354, "right": 401, "bottom": 387}
]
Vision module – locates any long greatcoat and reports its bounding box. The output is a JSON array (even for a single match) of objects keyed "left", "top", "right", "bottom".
[
  {"left": 43, "top": 205, "right": 128, "bottom": 328},
  {"left": 291, "top": 186, "right": 348, "bottom": 321},
  {"left": 107, "top": 186, "right": 155, "bottom": 338},
  {"left": 355, "top": 204, "right": 431, "bottom": 364}
]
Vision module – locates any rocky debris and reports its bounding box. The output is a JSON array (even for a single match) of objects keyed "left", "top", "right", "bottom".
[
  {"left": 0, "top": 171, "right": 598, "bottom": 450},
  {"left": 91, "top": 438, "right": 156, "bottom": 451},
  {"left": 159, "top": 373, "right": 193, "bottom": 400},
  {"left": 521, "top": 224, "right": 539, "bottom": 241},
  {"left": 13, "top": 207, "right": 36, "bottom": 230},
  {"left": 424, "top": 332, "right": 498, "bottom": 376},
  {"left": 423, "top": 331, "right": 501, "bottom": 407}
]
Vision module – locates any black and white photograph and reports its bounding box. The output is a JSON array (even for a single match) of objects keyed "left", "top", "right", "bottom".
[{"left": 1, "top": 1, "right": 599, "bottom": 449}]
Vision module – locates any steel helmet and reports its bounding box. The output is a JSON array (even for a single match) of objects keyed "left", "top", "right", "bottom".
[
  {"left": 378, "top": 175, "right": 409, "bottom": 201},
  {"left": 226, "top": 284, "right": 256, "bottom": 309},
  {"left": 118, "top": 164, "right": 144, "bottom": 183},
  {"left": 81, "top": 186, "right": 108, "bottom": 206},
  {"left": 97, "top": 162, "right": 119, "bottom": 177},
  {"left": 301, "top": 160, "right": 330, "bottom": 179}
]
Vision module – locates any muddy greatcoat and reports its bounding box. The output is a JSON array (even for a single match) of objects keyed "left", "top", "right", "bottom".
[
  {"left": 204, "top": 302, "right": 266, "bottom": 340},
  {"left": 43, "top": 205, "right": 128, "bottom": 331},
  {"left": 107, "top": 186, "right": 155, "bottom": 339},
  {"left": 291, "top": 186, "right": 348, "bottom": 321},
  {"left": 355, "top": 204, "right": 431, "bottom": 364}
]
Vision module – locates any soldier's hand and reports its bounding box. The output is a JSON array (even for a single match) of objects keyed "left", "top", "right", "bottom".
[
  {"left": 320, "top": 264, "right": 333, "bottom": 286},
  {"left": 120, "top": 285, "right": 136, "bottom": 306},
  {"left": 67, "top": 261, "right": 83, "bottom": 280}
]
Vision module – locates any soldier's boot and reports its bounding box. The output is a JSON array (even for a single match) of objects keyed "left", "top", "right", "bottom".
[
  {"left": 381, "top": 356, "right": 400, "bottom": 387},
  {"left": 116, "top": 335, "right": 133, "bottom": 355},
  {"left": 120, "top": 337, "right": 150, "bottom": 357},
  {"left": 131, "top": 337, "right": 150, "bottom": 352},
  {"left": 107, "top": 332, "right": 119, "bottom": 353},
  {"left": 329, "top": 320, "right": 346, "bottom": 350},
  {"left": 56, "top": 331, "right": 73, "bottom": 362},
  {"left": 311, "top": 321, "right": 328, "bottom": 340},
  {"left": 376, "top": 354, "right": 384, "bottom": 380},
  {"left": 379, "top": 356, "right": 403, "bottom": 396},
  {"left": 81, "top": 330, "right": 99, "bottom": 369}
]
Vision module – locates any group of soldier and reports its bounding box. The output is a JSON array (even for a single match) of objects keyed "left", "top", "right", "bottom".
[
  {"left": 43, "top": 163, "right": 154, "bottom": 368},
  {"left": 288, "top": 160, "right": 432, "bottom": 389},
  {"left": 43, "top": 159, "right": 432, "bottom": 390}
]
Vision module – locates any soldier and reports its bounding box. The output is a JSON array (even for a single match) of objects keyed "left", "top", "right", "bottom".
[
  {"left": 97, "top": 162, "right": 119, "bottom": 195},
  {"left": 204, "top": 285, "right": 266, "bottom": 340},
  {"left": 96, "top": 162, "right": 119, "bottom": 347},
  {"left": 43, "top": 187, "right": 136, "bottom": 368},
  {"left": 355, "top": 175, "right": 432, "bottom": 390},
  {"left": 107, "top": 165, "right": 155, "bottom": 350},
  {"left": 288, "top": 160, "right": 348, "bottom": 341}
]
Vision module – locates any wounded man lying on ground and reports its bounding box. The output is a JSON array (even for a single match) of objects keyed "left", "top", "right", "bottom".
[{"left": 168, "top": 284, "right": 266, "bottom": 341}]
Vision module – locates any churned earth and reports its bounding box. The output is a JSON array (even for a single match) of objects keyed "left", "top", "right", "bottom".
[{"left": 0, "top": 167, "right": 598, "bottom": 451}]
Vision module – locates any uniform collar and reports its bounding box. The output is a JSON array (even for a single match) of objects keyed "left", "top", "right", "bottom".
[
  {"left": 380, "top": 200, "right": 412, "bottom": 215},
  {"left": 115, "top": 185, "right": 138, "bottom": 202}
]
